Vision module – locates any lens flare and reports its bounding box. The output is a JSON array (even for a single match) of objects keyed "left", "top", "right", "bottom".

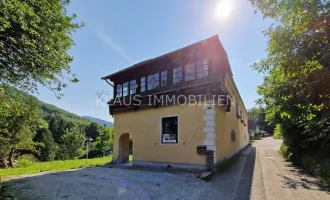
[{"left": 217, "top": 0, "right": 233, "bottom": 18}]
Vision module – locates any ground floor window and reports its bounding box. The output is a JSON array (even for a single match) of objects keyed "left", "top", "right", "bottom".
[{"left": 161, "top": 116, "right": 178, "bottom": 144}]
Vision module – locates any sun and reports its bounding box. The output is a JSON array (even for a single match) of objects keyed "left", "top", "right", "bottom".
[{"left": 217, "top": 0, "right": 233, "bottom": 19}]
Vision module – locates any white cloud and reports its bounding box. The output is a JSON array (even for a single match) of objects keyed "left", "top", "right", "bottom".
[{"left": 97, "top": 30, "right": 134, "bottom": 64}]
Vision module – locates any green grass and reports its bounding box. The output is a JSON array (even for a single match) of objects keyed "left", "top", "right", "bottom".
[{"left": 0, "top": 156, "right": 113, "bottom": 177}]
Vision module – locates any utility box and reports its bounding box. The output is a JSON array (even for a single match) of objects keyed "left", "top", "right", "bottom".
[{"left": 197, "top": 145, "right": 207, "bottom": 155}]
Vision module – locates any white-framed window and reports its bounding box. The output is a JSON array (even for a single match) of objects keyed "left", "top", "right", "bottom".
[
  {"left": 173, "top": 66, "right": 183, "bottom": 84},
  {"left": 130, "top": 80, "right": 137, "bottom": 95},
  {"left": 147, "top": 73, "right": 160, "bottom": 91},
  {"left": 116, "top": 84, "right": 122, "bottom": 97},
  {"left": 161, "top": 116, "right": 179, "bottom": 144},
  {"left": 196, "top": 59, "right": 208, "bottom": 79},
  {"left": 123, "top": 82, "right": 129, "bottom": 96},
  {"left": 185, "top": 63, "right": 195, "bottom": 81},
  {"left": 141, "top": 77, "right": 146, "bottom": 92},
  {"left": 161, "top": 71, "right": 167, "bottom": 87}
]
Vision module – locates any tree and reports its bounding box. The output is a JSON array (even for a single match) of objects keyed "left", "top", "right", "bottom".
[
  {"left": 48, "top": 114, "right": 74, "bottom": 143},
  {"left": 57, "top": 126, "right": 85, "bottom": 160},
  {"left": 95, "top": 127, "right": 113, "bottom": 155},
  {"left": 247, "top": 107, "right": 261, "bottom": 122},
  {"left": 0, "top": 0, "right": 83, "bottom": 98},
  {"left": 86, "top": 122, "right": 102, "bottom": 141},
  {"left": 250, "top": 0, "right": 330, "bottom": 186},
  {"left": 0, "top": 89, "right": 38, "bottom": 167},
  {"left": 34, "top": 120, "right": 57, "bottom": 161}
]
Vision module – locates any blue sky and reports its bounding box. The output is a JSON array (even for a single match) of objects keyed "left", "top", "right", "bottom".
[{"left": 36, "top": 0, "right": 273, "bottom": 122}]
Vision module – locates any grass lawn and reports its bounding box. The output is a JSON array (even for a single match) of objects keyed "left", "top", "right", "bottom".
[{"left": 0, "top": 156, "right": 113, "bottom": 177}]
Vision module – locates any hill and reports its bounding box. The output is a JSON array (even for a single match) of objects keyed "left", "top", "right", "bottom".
[
  {"left": 5, "top": 87, "right": 92, "bottom": 124},
  {"left": 82, "top": 116, "right": 114, "bottom": 128}
]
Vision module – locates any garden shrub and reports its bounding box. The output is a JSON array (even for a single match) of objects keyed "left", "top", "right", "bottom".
[
  {"left": 273, "top": 124, "right": 283, "bottom": 139},
  {"left": 16, "top": 155, "right": 36, "bottom": 168}
]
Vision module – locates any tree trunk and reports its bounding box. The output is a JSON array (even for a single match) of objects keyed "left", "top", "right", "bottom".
[
  {"left": 0, "top": 155, "right": 8, "bottom": 168},
  {"left": 9, "top": 148, "right": 16, "bottom": 168}
]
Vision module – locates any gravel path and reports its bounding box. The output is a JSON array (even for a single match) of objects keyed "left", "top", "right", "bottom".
[
  {"left": 3, "top": 137, "right": 330, "bottom": 200},
  {"left": 5, "top": 167, "right": 213, "bottom": 200}
]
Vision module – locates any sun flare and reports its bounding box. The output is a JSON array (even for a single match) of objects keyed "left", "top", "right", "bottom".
[{"left": 217, "top": 0, "right": 233, "bottom": 19}]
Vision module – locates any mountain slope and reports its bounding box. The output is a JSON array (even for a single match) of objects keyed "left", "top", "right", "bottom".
[
  {"left": 5, "top": 87, "right": 97, "bottom": 125},
  {"left": 82, "top": 116, "right": 114, "bottom": 128}
]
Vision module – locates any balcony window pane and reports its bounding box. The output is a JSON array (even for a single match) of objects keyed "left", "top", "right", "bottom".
[
  {"left": 147, "top": 73, "right": 159, "bottom": 91},
  {"left": 161, "top": 71, "right": 167, "bottom": 87},
  {"left": 197, "top": 59, "right": 209, "bottom": 79},
  {"left": 185, "top": 63, "right": 195, "bottom": 81},
  {"left": 123, "top": 82, "right": 129, "bottom": 96},
  {"left": 141, "top": 77, "right": 146, "bottom": 92},
  {"left": 130, "top": 80, "right": 136, "bottom": 95},
  {"left": 116, "top": 84, "right": 122, "bottom": 97},
  {"left": 173, "top": 67, "right": 183, "bottom": 85}
]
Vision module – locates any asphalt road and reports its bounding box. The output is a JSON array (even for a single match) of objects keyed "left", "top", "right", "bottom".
[
  {"left": 3, "top": 137, "right": 330, "bottom": 200},
  {"left": 246, "top": 137, "right": 330, "bottom": 200}
]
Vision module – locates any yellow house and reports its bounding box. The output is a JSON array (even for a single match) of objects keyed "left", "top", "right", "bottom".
[{"left": 101, "top": 35, "right": 249, "bottom": 171}]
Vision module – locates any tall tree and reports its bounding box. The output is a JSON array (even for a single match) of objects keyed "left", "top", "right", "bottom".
[
  {"left": 0, "top": 89, "right": 38, "bottom": 167},
  {"left": 34, "top": 119, "right": 57, "bottom": 161},
  {"left": 0, "top": 0, "right": 83, "bottom": 98},
  {"left": 57, "top": 126, "right": 85, "bottom": 160},
  {"left": 86, "top": 122, "right": 102, "bottom": 141},
  {"left": 95, "top": 126, "right": 113, "bottom": 155},
  {"left": 48, "top": 115, "right": 74, "bottom": 143},
  {"left": 250, "top": 0, "right": 330, "bottom": 184},
  {"left": 247, "top": 107, "right": 260, "bottom": 122}
]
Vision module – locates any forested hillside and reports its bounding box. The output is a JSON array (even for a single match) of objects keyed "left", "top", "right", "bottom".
[
  {"left": 0, "top": 87, "right": 113, "bottom": 168},
  {"left": 6, "top": 87, "right": 89, "bottom": 123},
  {"left": 82, "top": 116, "right": 114, "bottom": 128}
]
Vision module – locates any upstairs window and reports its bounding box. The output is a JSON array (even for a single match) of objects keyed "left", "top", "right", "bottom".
[
  {"left": 236, "top": 102, "right": 239, "bottom": 116},
  {"left": 123, "top": 82, "right": 129, "bottom": 96},
  {"left": 185, "top": 63, "right": 195, "bottom": 81},
  {"left": 161, "top": 71, "right": 167, "bottom": 87},
  {"left": 196, "top": 59, "right": 209, "bottom": 79},
  {"left": 130, "top": 80, "right": 137, "bottom": 95},
  {"left": 116, "top": 84, "right": 122, "bottom": 97},
  {"left": 147, "top": 73, "right": 160, "bottom": 91},
  {"left": 161, "top": 116, "right": 178, "bottom": 144},
  {"left": 141, "top": 77, "right": 146, "bottom": 92},
  {"left": 173, "top": 67, "right": 183, "bottom": 85},
  {"left": 231, "top": 129, "right": 236, "bottom": 142}
]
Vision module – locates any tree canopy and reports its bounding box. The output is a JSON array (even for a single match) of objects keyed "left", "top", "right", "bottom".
[
  {"left": 0, "top": 0, "right": 83, "bottom": 98},
  {"left": 0, "top": 87, "right": 114, "bottom": 167},
  {"left": 0, "top": 89, "right": 38, "bottom": 167},
  {"left": 250, "top": 0, "right": 330, "bottom": 186}
]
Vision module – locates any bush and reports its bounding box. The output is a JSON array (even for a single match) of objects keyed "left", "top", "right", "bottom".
[
  {"left": 279, "top": 143, "right": 291, "bottom": 160},
  {"left": 273, "top": 124, "right": 283, "bottom": 139},
  {"left": 16, "top": 155, "right": 36, "bottom": 168},
  {"left": 79, "top": 149, "right": 104, "bottom": 159}
]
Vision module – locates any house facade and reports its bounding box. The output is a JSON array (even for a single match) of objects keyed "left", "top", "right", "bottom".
[
  {"left": 101, "top": 35, "right": 249, "bottom": 170},
  {"left": 248, "top": 119, "right": 266, "bottom": 138}
]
